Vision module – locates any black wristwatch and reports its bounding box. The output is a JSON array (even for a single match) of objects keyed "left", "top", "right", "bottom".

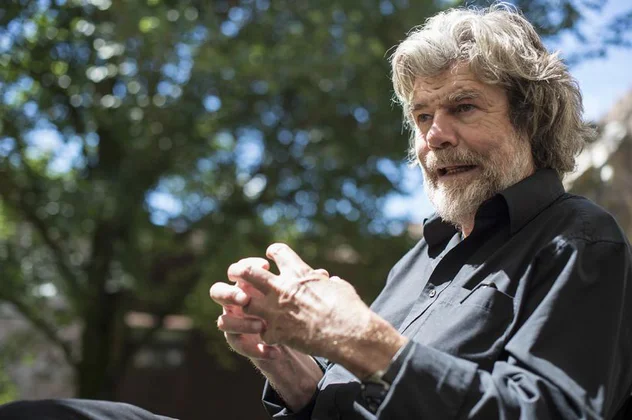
[{"left": 359, "top": 339, "right": 414, "bottom": 414}]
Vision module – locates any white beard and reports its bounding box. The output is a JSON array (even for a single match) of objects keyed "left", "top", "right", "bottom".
[{"left": 421, "top": 135, "right": 533, "bottom": 230}]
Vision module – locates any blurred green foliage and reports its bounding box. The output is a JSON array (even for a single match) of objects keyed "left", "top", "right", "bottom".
[
  {"left": 0, "top": 367, "right": 17, "bottom": 406},
  {"left": 0, "top": 0, "right": 629, "bottom": 399},
  {"left": 0, "top": 327, "right": 40, "bottom": 405}
]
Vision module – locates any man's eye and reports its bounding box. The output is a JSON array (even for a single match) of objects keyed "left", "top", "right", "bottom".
[
  {"left": 417, "top": 114, "right": 432, "bottom": 124},
  {"left": 455, "top": 104, "right": 476, "bottom": 113}
]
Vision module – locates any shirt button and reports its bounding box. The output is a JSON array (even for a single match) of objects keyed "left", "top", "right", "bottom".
[{"left": 429, "top": 289, "right": 436, "bottom": 298}]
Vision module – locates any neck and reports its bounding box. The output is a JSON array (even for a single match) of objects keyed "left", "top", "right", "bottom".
[{"left": 460, "top": 220, "right": 474, "bottom": 238}]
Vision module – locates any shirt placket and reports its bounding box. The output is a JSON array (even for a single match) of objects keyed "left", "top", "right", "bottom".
[{"left": 397, "top": 235, "right": 462, "bottom": 335}]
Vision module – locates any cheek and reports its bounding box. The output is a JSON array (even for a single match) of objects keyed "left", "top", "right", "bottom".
[
  {"left": 475, "top": 117, "right": 516, "bottom": 146},
  {"left": 461, "top": 126, "right": 507, "bottom": 154},
  {"left": 413, "top": 131, "right": 428, "bottom": 158}
]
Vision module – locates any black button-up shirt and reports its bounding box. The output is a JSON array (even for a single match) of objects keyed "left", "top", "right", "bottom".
[{"left": 262, "top": 169, "right": 632, "bottom": 419}]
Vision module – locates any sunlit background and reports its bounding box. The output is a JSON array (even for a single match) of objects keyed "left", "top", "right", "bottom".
[{"left": 0, "top": 0, "right": 631, "bottom": 418}]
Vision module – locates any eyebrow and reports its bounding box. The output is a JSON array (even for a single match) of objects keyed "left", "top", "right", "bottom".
[{"left": 411, "top": 89, "right": 482, "bottom": 112}]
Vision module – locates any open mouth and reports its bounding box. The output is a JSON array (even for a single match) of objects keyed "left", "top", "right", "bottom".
[{"left": 438, "top": 165, "right": 477, "bottom": 177}]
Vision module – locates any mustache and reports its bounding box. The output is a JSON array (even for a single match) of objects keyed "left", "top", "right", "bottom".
[{"left": 423, "top": 148, "right": 485, "bottom": 172}]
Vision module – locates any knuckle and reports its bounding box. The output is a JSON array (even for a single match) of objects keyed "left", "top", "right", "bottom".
[{"left": 279, "top": 281, "right": 303, "bottom": 304}]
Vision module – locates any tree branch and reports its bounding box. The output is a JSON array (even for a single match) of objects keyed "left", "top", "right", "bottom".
[
  {"left": 0, "top": 172, "right": 84, "bottom": 304},
  {"left": 0, "top": 293, "right": 76, "bottom": 367}
]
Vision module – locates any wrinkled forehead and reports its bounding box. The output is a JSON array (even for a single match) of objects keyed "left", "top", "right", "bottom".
[{"left": 410, "top": 65, "right": 496, "bottom": 110}]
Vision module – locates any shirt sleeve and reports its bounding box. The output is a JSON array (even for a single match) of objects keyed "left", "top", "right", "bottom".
[
  {"left": 371, "top": 239, "right": 632, "bottom": 419},
  {"left": 261, "top": 357, "right": 328, "bottom": 419}
]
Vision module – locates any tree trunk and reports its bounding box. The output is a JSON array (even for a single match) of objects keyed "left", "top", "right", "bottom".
[{"left": 75, "top": 292, "right": 123, "bottom": 400}]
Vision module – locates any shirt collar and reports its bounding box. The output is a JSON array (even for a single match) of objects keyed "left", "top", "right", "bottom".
[
  {"left": 422, "top": 213, "right": 458, "bottom": 247},
  {"left": 499, "top": 168, "right": 565, "bottom": 235},
  {"left": 422, "top": 168, "right": 565, "bottom": 244}
]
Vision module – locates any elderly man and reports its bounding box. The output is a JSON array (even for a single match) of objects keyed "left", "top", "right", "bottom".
[{"left": 210, "top": 5, "right": 632, "bottom": 419}]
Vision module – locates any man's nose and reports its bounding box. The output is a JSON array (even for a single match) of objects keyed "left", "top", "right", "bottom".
[{"left": 425, "top": 112, "right": 457, "bottom": 149}]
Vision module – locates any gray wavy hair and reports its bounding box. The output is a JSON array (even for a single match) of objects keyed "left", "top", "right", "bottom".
[{"left": 390, "top": 4, "right": 594, "bottom": 177}]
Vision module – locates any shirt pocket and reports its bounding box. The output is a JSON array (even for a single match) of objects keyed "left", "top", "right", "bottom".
[
  {"left": 414, "top": 280, "right": 515, "bottom": 367},
  {"left": 458, "top": 283, "right": 514, "bottom": 313}
]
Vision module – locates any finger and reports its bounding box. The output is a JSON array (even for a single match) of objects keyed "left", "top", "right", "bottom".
[
  {"left": 209, "top": 282, "right": 250, "bottom": 307},
  {"left": 255, "top": 342, "right": 280, "bottom": 359},
  {"left": 328, "top": 276, "right": 357, "bottom": 295},
  {"left": 223, "top": 305, "right": 239, "bottom": 316},
  {"left": 241, "top": 294, "right": 265, "bottom": 318},
  {"left": 217, "top": 314, "right": 265, "bottom": 334},
  {"left": 228, "top": 264, "right": 277, "bottom": 294},
  {"left": 329, "top": 275, "right": 351, "bottom": 286},
  {"left": 296, "top": 268, "right": 329, "bottom": 284},
  {"left": 266, "top": 243, "right": 312, "bottom": 276},
  {"left": 227, "top": 257, "right": 271, "bottom": 284},
  {"left": 225, "top": 334, "right": 280, "bottom": 359},
  {"left": 223, "top": 303, "right": 251, "bottom": 317}
]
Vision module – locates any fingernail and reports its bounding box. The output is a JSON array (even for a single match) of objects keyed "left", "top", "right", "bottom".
[
  {"left": 236, "top": 291, "right": 248, "bottom": 304},
  {"left": 251, "top": 320, "right": 263, "bottom": 331}
]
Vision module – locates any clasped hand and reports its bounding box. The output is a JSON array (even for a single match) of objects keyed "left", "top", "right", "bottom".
[{"left": 210, "top": 243, "right": 373, "bottom": 362}]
